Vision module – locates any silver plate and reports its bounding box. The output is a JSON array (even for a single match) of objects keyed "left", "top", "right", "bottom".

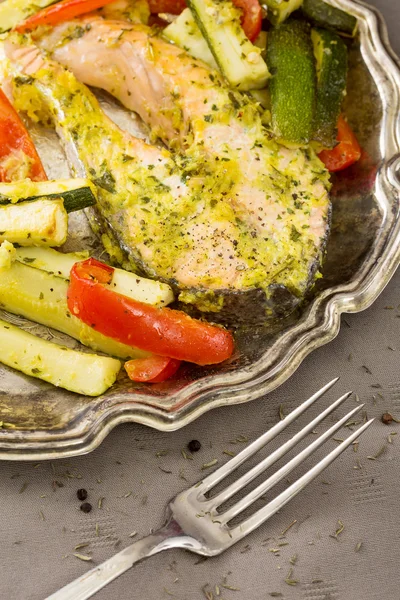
[{"left": 0, "top": 0, "right": 399, "bottom": 460}]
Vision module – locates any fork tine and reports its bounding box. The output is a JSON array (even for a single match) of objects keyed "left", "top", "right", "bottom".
[
  {"left": 220, "top": 403, "right": 364, "bottom": 523},
  {"left": 229, "top": 419, "right": 374, "bottom": 542},
  {"left": 207, "top": 391, "right": 353, "bottom": 509},
  {"left": 199, "top": 377, "right": 340, "bottom": 494}
]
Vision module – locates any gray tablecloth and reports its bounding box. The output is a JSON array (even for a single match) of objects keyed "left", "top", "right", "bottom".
[{"left": 1, "top": 2, "right": 400, "bottom": 598}]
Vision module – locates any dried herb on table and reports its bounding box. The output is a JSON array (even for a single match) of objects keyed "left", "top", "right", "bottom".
[
  {"left": 355, "top": 541, "right": 363, "bottom": 552},
  {"left": 281, "top": 519, "right": 297, "bottom": 535},
  {"left": 201, "top": 459, "right": 218, "bottom": 470},
  {"left": 73, "top": 553, "right": 92, "bottom": 562},
  {"left": 329, "top": 520, "right": 345, "bottom": 540},
  {"left": 284, "top": 568, "right": 298, "bottom": 586}
]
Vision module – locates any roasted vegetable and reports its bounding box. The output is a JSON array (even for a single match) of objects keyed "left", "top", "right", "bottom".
[
  {"left": 0, "top": 261, "right": 150, "bottom": 359},
  {"left": 0, "top": 178, "right": 97, "bottom": 212},
  {"left": 0, "top": 89, "right": 46, "bottom": 182},
  {"left": 318, "top": 114, "right": 361, "bottom": 172},
  {"left": 68, "top": 258, "right": 235, "bottom": 365},
  {"left": 266, "top": 20, "right": 316, "bottom": 144},
  {"left": 0, "top": 198, "right": 68, "bottom": 246},
  {"left": 163, "top": 8, "right": 218, "bottom": 70},
  {"left": 302, "top": 0, "right": 358, "bottom": 37},
  {"left": 0, "top": 240, "right": 16, "bottom": 270},
  {"left": 312, "top": 27, "right": 348, "bottom": 148},
  {"left": 187, "top": 0, "right": 269, "bottom": 90},
  {"left": 0, "top": 0, "right": 56, "bottom": 33},
  {"left": 264, "top": 0, "right": 303, "bottom": 25},
  {"left": 16, "top": 0, "right": 116, "bottom": 32},
  {"left": 14, "top": 246, "right": 175, "bottom": 306},
  {"left": 0, "top": 317, "right": 121, "bottom": 396},
  {"left": 124, "top": 355, "right": 181, "bottom": 382}
]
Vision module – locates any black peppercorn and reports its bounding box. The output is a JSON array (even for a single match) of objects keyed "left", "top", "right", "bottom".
[
  {"left": 80, "top": 502, "right": 92, "bottom": 513},
  {"left": 382, "top": 413, "right": 393, "bottom": 425},
  {"left": 188, "top": 439, "right": 201, "bottom": 453},
  {"left": 77, "top": 488, "right": 88, "bottom": 501}
]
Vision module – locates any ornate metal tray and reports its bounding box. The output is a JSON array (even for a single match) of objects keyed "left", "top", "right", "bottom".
[{"left": 0, "top": 0, "right": 399, "bottom": 460}]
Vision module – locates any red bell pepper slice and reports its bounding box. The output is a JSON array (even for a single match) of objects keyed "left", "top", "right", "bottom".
[
  {"left": 15, "top": 0, "right": 116, "bottom": 32},
  {"left": 232, "top": 0, "right": 262, "bottom": 42},
  {"left": 149, "top": 0, "right": 261, "bottom": 41},
  {"left": 0, "top": 89, "right": 47, "bottom": 182},
  {"left": 318, "top": 115, "right": 362, "bottom": 173},
  {"left": 67, "top": 258, "right": 235, "bottom": 365},
  {"left": 125, "top": 355, "right": 181, "bottom": 382}
]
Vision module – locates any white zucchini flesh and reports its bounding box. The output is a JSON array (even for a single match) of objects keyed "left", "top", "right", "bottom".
[
  {"left": 0, "top": 262, "right": 150, "bottom": 360},
  {"left": 187, "top": 0, "right": 270, "bottom": 91},
  {"left": 0, "top": 177, "right": 98, "bottom": 213},
  {"left": 163, "top": 8, "right": 218, "bottom": 70},
  {"left": 0, "top": 199, "right": 68, "bottom": 247},
  {"left": 0, "top": 318, "right": 121, "bottom": 396},
  {"left": 14, "top": 246, "right": 175, "bottom": 306},
  {"left": 264, "top": 0, "right": 303, "bottom": 25},
  {"left": 0, "top": 0, "right": 57, "bottom": 33},
  {"left": 0, "top": 240, "right": 16, "bottom": 270}
]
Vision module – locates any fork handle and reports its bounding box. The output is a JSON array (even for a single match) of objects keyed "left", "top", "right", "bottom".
[{"left": 46, "top": 520, "right": 196, "bottom": 600}]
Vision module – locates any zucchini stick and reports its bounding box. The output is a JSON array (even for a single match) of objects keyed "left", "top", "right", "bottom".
[
  {"left": 0, "top": 0, "right": 57, "bottom": 33},
  {"left": 302, "top": 0, "right": 358, "bottom": 37},
  {"left": 0, "top": 261, "right": 150, "bottom": 360},
  {"left": 0, "top": 318, "right": 121, "bottom": 396},
  {"left": 163, "top": 8, "right": 218, "bottom": 70},
  {"left": 266, "top": 20, "right": 316, "bottom": 144},
  {"left": 264, "top": 0, "right": 303, "bottom": 25},
  {"left": 0, "top": 178, "right": 97, "bottom": 213},
  {"left": 0, "top": 198, "right": 68, "bottom": 247},
  {"left": 187, "top": 0, "right": 269, "bottom": 90},
  {"left": 312, "top": 27, "right": 348, "bottom": 148},
  {"left": 14, "top": 246, "right": 175, "bottom": 306}
]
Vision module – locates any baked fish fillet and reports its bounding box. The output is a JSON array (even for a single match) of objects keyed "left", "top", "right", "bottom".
[{"left": 4, "top": 34, "right": 330, "bottom": 323}]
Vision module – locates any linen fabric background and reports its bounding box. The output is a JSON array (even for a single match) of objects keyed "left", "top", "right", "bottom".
[{"left": 1, "top": 1, "right": 399, "bottom": 598}]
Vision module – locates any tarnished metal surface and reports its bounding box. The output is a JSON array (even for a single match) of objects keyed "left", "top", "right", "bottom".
[{"left": 0, "top": 0, "right": 399, "bottom": 459}]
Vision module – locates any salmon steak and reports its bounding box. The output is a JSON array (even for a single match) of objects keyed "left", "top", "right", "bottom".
[{"left": 3, "top": 27, "right": 331, "bottom": 324}]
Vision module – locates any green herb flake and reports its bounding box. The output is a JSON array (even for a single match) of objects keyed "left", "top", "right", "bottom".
[
  {"left": 284, "top": 568, "right": 298, "bottom": 586},
  {"left": 19, "top": 482, "right": 29, "bottom": 493},
  {"left": 281, "top": 519, "right": 297, "bottom": 535},
  {"left": 290, "top": 225, "right": 301, "bottom": 242},
  {"left": 73, "top": 553, "right": 92, "bottom": 562},
  {"left": 201, "top": 459, "right": 218, "bottom": 470},
  {"left": 181, "top": 448, "right": 193, "bottom": 460},
  {"left": 74, "top": 543, "right": 90, "bottom": 550},
  {"left": 94, "top": 170, "right": 116, "bottom": 193},
  {"left": 329, "top": 520, "right": 345, "bottom": 540},
  {"left": 223, "top": 450, "right": 235, "bottom": 457}
]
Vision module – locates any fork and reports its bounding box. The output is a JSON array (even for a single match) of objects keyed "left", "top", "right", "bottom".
[{"left": 47, "top": 378, "right": 373, "bottom": 600}]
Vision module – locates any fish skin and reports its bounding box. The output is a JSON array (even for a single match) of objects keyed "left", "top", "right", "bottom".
[{"left": 5, "top": 34, "right": 331, "bottom": 324}]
